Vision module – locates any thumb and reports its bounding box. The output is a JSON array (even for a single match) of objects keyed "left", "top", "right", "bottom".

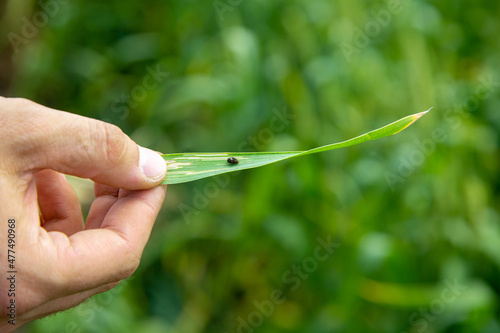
[{"left": 3, "top": 98, "right": 167, "bottom": 190}]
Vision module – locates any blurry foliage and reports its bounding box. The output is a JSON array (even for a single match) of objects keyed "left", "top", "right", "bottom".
[{"left": 1, "top": 0, "right": 500, "bottom": 332}]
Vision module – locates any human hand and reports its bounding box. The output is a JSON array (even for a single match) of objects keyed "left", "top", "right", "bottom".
[{"left": 0, "top": 97, "right": 167, "bottom": 332}]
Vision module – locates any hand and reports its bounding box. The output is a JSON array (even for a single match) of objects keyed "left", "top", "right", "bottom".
[{"left": 0, "top": 97, "right": 167, "bottom": 332}]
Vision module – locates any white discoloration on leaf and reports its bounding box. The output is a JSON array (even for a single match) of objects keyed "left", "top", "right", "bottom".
[
  {"left": 166, "top": 162, "right": 192, "bottom": 170},
  {"left": 195, "top": 153, "right": 228, "bottom": 157}
]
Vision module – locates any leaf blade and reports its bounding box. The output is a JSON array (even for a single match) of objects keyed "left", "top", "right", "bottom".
[
  {"left": 162, "top": 152, "right": 301, "bottom": 184},
  {"left": 161, "top": 109, "right": 430, "bottom": 184}
]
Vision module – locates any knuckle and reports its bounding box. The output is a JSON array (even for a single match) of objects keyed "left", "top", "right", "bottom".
[
  {"left": 111, "top": 240, "right": 142, "bottom": 281},
  {"left": 100, "top": 280, "right": 120, "bottom": 293},
  {"left": 0, "top": 99, "right": 42, "bottom": 171},
  {"left": 0, "top": 98, "right": 27, "bottom": 130},
  {"left": 94, "top": 121, "right": 129, "bottom": 165},
  {"left": 9, "top": 98, "right": 39, "bottom": 115},
  {"left": 97, "top": 281, "right": 121, "bottom": 294},
  {"left": 9, "top": 97, "right": 31, "bottom": 106},
  {"left": 117, "top": 254, "right": 141, "bottom": 280}
]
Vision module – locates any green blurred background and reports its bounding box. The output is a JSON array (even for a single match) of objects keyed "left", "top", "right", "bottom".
[{"left": 1, "top": 0, "right": 500, "bottom": 332}]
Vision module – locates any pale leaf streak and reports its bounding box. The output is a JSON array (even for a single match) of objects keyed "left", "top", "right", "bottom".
[
  {"left": 195, "top": 153, "right": 228, "bottom": 157},
  {"left": 166, "top": 162, "right": 191, "bottom": 170}
]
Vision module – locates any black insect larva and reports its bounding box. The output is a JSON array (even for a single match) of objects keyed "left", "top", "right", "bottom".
[{"left": 227, "top": 157, "right": 239, "bottom": 164}]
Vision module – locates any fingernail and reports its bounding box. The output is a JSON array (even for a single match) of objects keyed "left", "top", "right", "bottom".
[{"left": 139, "top": 146, "right": 167, "bottom": 180}]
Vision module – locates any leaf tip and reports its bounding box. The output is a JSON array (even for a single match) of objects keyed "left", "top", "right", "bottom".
[
  {"left": 416, "top": 107, "right": 433, "bottom": 118},
  {"left": 393, "top": 107, "right": 432, "bottom": 134},
  {"left": 411, "top": 106, "right": 433, "bottom": 123}
]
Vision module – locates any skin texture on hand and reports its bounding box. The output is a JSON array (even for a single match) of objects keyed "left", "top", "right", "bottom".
[{"left": 0, "top": 97, "right": 167, "bottom": 332}]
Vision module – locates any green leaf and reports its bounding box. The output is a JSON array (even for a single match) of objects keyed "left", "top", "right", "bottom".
[{"left": 161, "top": 109, "right": 430, "bottom": 184}]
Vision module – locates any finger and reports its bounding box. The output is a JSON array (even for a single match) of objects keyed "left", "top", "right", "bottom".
[
  {"left": 95, "top": 183, "right": 121, "bottom": 198},
  {"left": 20, "top": 280, "right": 121, "bottom": 324},
  {"left": 34, "top": 170, "right": 84, "bottom": 236},
  {"left": 85, "top": 183, "right": 120, "bottom": 230},
  {"left": 3, "top": 97, "right": 167, "bottom": 190},
  {"left": 106, "top": 185, "right": 167, "bottom": 248},
  {"left": 64, "top": 185, "right": 167, "bottom": 288}
]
